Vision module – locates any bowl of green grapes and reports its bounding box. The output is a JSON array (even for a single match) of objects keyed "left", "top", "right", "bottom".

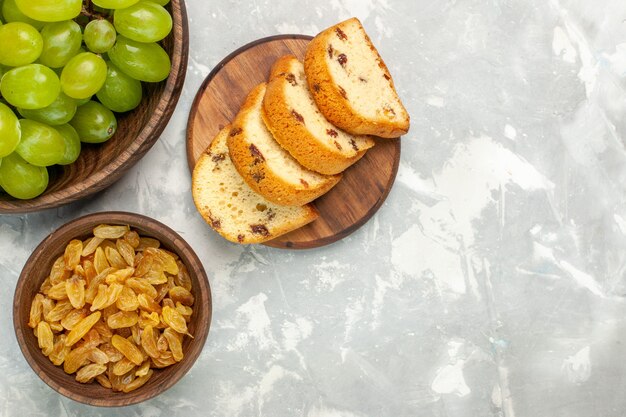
[{"left": 0, "top": 0, "right": 188, "bottom": 213}]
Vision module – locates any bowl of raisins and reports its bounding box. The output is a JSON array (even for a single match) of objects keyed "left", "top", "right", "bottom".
[{"left": 13, "top": 211, "right": 211, "bottom": 406}]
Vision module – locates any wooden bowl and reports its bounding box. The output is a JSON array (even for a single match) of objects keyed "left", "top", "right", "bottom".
[
  {"left": 0, "top": 1, "right": 189, "bottom": 214},
  {"left": 13, "top": 212, "right": 212, "bottom": 407}
]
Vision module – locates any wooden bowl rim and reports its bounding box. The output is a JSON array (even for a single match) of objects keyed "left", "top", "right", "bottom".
[
  {"left": 0, "top": 0, "right": 190, "bottom": 214},
  {"left": 12, "top": 211, "right": 212, "bottom": 407}
]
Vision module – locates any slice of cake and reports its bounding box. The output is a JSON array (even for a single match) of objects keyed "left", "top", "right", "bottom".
[
  {"left": 227, "top": 83, "right": 341, "bottom": 206},
  {"left": 304, "top": 17, "right": 410, "bottom": 138},
  {"left": 192, "top": 126, "right": 319, "bottom": 244},
  {"left": 262, "top": 55, "right": 375, "bottom": 175}
]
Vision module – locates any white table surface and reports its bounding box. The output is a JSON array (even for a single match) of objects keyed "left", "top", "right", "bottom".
[{"left": 2, "top": 0, "right": 626, "bottom": 416}]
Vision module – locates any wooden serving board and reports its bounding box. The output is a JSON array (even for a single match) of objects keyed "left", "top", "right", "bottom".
[{"left": 186, "top": 35, "right": 401, "bottom": 249}]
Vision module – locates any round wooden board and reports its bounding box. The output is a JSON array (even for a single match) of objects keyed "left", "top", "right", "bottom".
[{"left": 186, "top": 35, "right": 401, "bottom": 249}]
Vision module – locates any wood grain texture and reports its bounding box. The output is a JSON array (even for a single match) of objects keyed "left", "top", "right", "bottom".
[
  {"left": 13, "top": 212, "right": 212, "bottom": 407},
  {"left": 186, "top": 35, "right": 401, "bottom": 249},
  {"left": 0, "top": 0, "right": 189, "bottom": 214}
]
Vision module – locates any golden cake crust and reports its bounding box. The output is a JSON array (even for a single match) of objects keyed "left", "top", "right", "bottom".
[
  {"left": 192, "top": 126, "right": 319, "bottom": 244},
  {"left": 227, "top": 83, "right": 341, "bottom": 206},
  {"left": 304, "top": 17, "right": 410, "bottom": 138},
  {"left": 262, "top": 55, "right": 374, "bottom": 175}
]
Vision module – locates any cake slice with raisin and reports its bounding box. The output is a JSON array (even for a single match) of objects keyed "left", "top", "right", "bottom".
[
  {"left": 304, "top": 17, "right": 410, "bottom": 138},
  {"left": 192, "top": 126, "right": 319, "bottom": 244},
  {"left": 262, "top": 55, "right": 375, "bottom": 175},
  {"left": 228, "top": 83, "right": 341, "bottom": 206}
]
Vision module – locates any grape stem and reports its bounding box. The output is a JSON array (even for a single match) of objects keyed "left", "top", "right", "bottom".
[{"left": 80, "top": 0, "right": 111, "bottom": 22}]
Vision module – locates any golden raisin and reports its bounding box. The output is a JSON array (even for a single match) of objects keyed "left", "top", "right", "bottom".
[
  {"left": 107, "top": 311, "right": 139, "bottom": 329},
  {"left": 76, "top": 363, "right": 107, "bottom": 383},
  {"left": 66, "top": 276, "right": 86, "bottom": 309},
  {"left": 111, "top": 335, "right": 143, "bottom": 366},
  {"left": 82, "top": 237, "right": 104, "bottom": 257},
  {"left": 28, "top": 294, "right": 45, "bottom": 329},
  {"left": 116, "top": 286, "right": 139, "bottom": 312},
  {"left": 94, "top": 247, "right": 110, "bottom": 275},
  {"left": 50, "top": 256, "right": 70, "bottom": 285},
  {"left": 126, "top": 278, "right": 158, "bottom": 299},
  {"left": 65, "top": 312, "right": 101, "bottom": 347},
  {"left": 163, "top": 328, "right": 183, "bottom": 362},
  {"left": 137, "top": 237, "right": 160, "bottom": 251},
  {"left": 137, "top": 294, "right": 162, "bottom": 314},
  {"left": 44, "top": 300, "right": 74, "bottom": 322},
  {"left": 123, "top": 230, "right": 140, "bottom": 248},
  {"left": 64, "top": 239, "right": 83, "bottom": 271},
  {"left": 140, "top": 325, "right": 160, "bottom": 359},
  {"left": 64, "top": 345, "right": 91, "bottom": 374},
  {"left": 121, "top": 369, "right": 153, "bottom": 393},
  {"left": 37, "top": 322, "right": 54, "bottom": 356},
  {"left": 48, "top": 334, "right": 70, "bottom": 366},
  {"left": 116, "top": 239, "right": 135, "bottom": 267},
  {"left": 60, "top": 308, "right": 87, "bottom": 331},
  {"left": 47, "top": 281, "right": 68, "bottom": 300},
  {"left": 96, "top": 374, "right": 112, "bottom": 389},
  {"left": 93, "top": 224, "right": 130, "bottom": 239},
  {"left": 105, "top": 246, "right": 127, "bottom": 269},
  {"left": 169, "top": 286, "right": 194, "bottom": 306},
  {"left": 113, "top": 358, "right": 136, "bottom": 376},
  {"left": 161, "top": 306, "right": 189, "bottom": 335}
]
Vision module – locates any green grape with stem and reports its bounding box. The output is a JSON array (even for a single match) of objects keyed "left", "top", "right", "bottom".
[{"left": 70, "top": 101, "right": 117, "bottom": 143}]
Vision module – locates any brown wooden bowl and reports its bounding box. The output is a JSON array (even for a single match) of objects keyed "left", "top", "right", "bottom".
[
  {"left": 0, "top": 1, "right": 189, "bottom": 214},
  {"left": 13, "top": 212, "right": 212, "bottom": 407}
]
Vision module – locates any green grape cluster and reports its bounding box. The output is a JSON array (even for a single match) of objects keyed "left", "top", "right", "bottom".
[{"left": 0, "top": 0, "right": 173, "bottom": 200}]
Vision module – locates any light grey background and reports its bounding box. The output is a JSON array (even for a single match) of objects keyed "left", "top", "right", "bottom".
[{"left": 2, "top": 0, "right": 626, "bottom": 416}]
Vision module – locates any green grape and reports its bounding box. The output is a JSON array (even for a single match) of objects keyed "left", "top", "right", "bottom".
[
  {"left": 61, "top": 52, "right": 108, "bottom": 99},
  {"left": 114, "top": 1, "right": 172, "bottom": 43},
  {"left": 15, "top": 119, "right": 66, "bottom": 166},
  {"left": 150, "top": 0, "right": 170, "bottom": 5},
  {"left": 18, "top": 92, "right": 76, "bottom": 125},
  {"left": 92, "top": 0, "right": 139, "bottom": 9},
  {"left": 55, "top": 123, "right": 80, "bottom": 165},
  {"left": 0, "top": 103, "right": 21, "bottom": 158},
  {"left": 84, "top": 19, "right": 116, "bottom": 53},
  {"left": 108, "top": 36, "right": 170, "bottom": 82},
  {"left": 96, "top": 62, "right": 142, "bottom": 112},
  {"left": 0, "top": 64, "right": 60, "bottom": 109},
  {"left": 70, "top": 101, "right": 117, "bottom": 143},
  {"left": 14, "top": 0, "right": 81, "bottom": 22},
  {"left": 0, "top": 152, "right": 49, "bottom": 199},
  {"left": 2, "top": 0, "right": 44, "bottom": 30},
  {"left": 0, "top": 22, "right": 43, "bottom": 66},
  {"left": 39, "top": 20, "right": 82, "bottom": 68}
]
